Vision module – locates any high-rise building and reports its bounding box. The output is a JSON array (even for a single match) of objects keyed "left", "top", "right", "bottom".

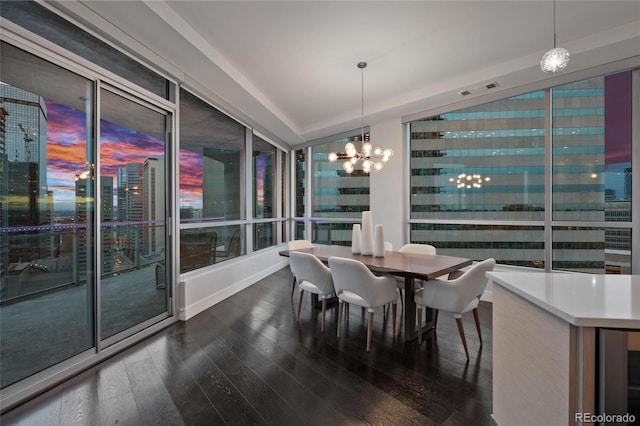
[
  {"left": 143, "top": 157, "right": 165, "bottom": 257},
  {"left": 74, "top": 170, "right": 91, "bottom": 283},
  {"left": 408, "top": 73, "right": 631, "bottom": 273},
  {"left": 117, "top": 163, "right": 143, "bottom": 262},
  {"left": 101, "top": 176, "right": 113, "bottom": 275},
  {"left": 0, "top": 85, "right": 49, "bottom": 271}
]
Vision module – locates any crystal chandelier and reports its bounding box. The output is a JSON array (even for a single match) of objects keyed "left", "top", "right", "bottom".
[
  {"left": 328, "top": 62, "right": 393, "bottom": 173},
  {"left": 540, "top": 0, "right": 570, "bottom": 73}
]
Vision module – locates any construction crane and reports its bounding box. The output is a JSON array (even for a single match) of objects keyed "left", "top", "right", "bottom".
[{"left": 18, "top": 123, "right": 33, "bottom": 163}]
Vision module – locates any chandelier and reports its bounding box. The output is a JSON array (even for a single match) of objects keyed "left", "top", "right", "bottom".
[
  {"left": 540, "top": 0, "right": 570, "bottom": 73},
  {"left": 328, "top": 62, "right": 393, "bottom": 173}
]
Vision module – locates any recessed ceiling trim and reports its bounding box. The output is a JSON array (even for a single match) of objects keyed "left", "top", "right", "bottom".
[{"left": 403, "top": 54, "right": 640, "bottom": 124}]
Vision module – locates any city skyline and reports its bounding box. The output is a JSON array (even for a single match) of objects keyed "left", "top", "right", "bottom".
[
  {"left": 44, "top": 99, "right": 204, "bottom": 212},
  {"left": 32, "top": 91, "right": 634, "bottom": 214}
]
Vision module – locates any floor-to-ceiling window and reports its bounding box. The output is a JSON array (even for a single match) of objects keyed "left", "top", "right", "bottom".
[
  {"left": 98, "top": 87, "right": 170, "bottom": 342},
  {"left": 0, "top": 42, "right": 96, "bottom": 389},
  {"left": 551, "top": 72, "right": 633, "bottom": 273},
  {"left": 253, "top": 134, "right": 280, "bottom": 251},
  {"left": 1, "top": 2, "right": 177, "bottom": 407},
  {"left": 178, "top": 89, "right": 288, "bottom": 273},
  {"left": 178, "top": 89, "right": 245, "bottom": 272},
  {"left": 296, "top": 132, "right": 371, "bottom": 245},
  {"left": 409, "top": 92, "right": 546, "bottom": 267},
  {"left": 408, "top": 69, "right": 635, "bottom": 274}
]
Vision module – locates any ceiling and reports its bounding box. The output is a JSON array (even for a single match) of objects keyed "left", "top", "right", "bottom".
[{"left": 50, "top": 1, "right": 640, "bottom": 147}]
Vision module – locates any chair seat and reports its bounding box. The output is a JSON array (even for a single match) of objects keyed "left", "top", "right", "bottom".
[
  {"left": 338, "top": 289, "right": 368, "bottom": 307},
  {"left": 299, "top": 280, "right": 333, "bottom": 298}
]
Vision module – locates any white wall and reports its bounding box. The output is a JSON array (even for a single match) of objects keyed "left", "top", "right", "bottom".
[{"left": 369, "top": 117, "right": 405, "bottom": 251}]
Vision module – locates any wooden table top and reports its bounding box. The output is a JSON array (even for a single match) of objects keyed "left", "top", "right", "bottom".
[{"left": 280, "top": 244, "right": 472, "bottom": 281}]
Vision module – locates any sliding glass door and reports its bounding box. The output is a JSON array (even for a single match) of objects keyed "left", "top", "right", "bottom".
[
  {"left": 0, "top": 42, "right": 96, "bottom": 388},
  {"left": 99, "top": 87, "right": 170, "bottom": 343},
  {"left": 0, "top": 42, "right": 173, "bottom": 392}
]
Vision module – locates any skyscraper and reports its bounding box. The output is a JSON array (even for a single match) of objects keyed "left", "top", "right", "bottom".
[
  {"left": 117, "top": 163, "right": 143, "bottom": 263},
  {"left": 143, "top": 157, "right": 165, "bottom": 257}
]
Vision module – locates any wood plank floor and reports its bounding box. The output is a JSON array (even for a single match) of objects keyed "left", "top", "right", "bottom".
[{"left": 1, "top": 267, "right": 493, "bottom": 425}]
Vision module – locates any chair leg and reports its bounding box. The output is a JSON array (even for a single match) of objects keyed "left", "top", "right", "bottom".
[
  {"left": 297, "top": 289, "right": 304, "bottom": 322},
  {"left": 434, "top": 309, "right": 439, "bottom": 330},
  {"left": 291, "top": 276, "right": 297, "bottom": 298},
  {"left": 473, "top": 307, "right": 482, "bottom": 346},
  {"left": 417, "top": 307, "right": 423, "bottom": 344},
  {"left": 367, "top": 310, "right": 374, "bottom": 351},
  {"left": 391, "top": 302, "right": 397, "bottom": 335},
  {"left": 337, "top": 301, "right": 344, "bottom": 338},
  {"left": 398, "top": 288, "right": 404, "bottom": 307},
  {"left": 321, "top": 298, "right": 328, "bottom": 333},
  {"left": 455, "top": 317, "right": 469, "bottom": 360}
]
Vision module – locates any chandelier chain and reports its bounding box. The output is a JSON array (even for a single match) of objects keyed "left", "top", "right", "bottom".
[{"left": 361, "top": 64, "right": 365, "bottom": 143}]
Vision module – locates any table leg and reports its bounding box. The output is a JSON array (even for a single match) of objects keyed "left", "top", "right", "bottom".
[{"left": 404, "top": 277, "right": 435, "bottom": 342}]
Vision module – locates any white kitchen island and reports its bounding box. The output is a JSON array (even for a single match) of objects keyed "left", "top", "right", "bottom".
[{"left": 488, "top": 272, "right": 640, "bottom": 426}]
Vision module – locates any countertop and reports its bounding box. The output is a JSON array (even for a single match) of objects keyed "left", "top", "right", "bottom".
[{"left": 488, "top": 271, "right": 640, "bottom": 329}]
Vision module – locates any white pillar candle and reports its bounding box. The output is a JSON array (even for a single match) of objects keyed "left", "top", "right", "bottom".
[
  {"left": 373, "top": 225, "right": 385, "bottom": 257},
  {"left": 351, "top": 224, "right": 361, "bottom": 254},
  {"left": 360, "top": 211, "right": 373, "bottom": 255}
]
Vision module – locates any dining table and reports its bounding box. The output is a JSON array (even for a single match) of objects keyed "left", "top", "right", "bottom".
[{"left": 280, "top": 244, "right": 472, "bottom": 342}]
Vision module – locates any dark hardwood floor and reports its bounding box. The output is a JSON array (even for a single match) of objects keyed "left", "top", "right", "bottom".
[{"left": 1, "top": 266, "right": 493, "bottom": 425}]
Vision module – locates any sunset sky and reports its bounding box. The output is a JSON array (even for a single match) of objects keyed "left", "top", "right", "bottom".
[{"left": 45, "top": 100, "right": 203, "bottom": 211}]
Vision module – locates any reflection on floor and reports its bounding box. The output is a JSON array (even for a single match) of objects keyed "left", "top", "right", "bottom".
[{"left": 0, "top": 266, "right": 166, "bottom": 388}]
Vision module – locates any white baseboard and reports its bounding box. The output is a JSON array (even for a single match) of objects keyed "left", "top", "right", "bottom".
[{"left": 178, "top": 248, "right": 288, "bottom": 321}]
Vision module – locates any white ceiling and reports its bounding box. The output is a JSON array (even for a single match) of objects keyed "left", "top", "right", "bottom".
[{"left": 51, "top": 1, "right": 640, "bottom": 146}]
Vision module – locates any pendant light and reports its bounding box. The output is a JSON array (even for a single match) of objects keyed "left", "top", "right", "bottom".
[
  {"left": 540, "top": 0, "right": 570, "bottom": 73},
  {"left": 328, "top": 62, "right": 393, "bottom": 173}
]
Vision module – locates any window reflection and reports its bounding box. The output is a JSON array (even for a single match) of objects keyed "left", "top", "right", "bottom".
[
  {"left": 99, "top": 88, "right": 169, "bottom": 340},
  {"left": 253, "top": 135, "right": 276, "bottom": 219},
  {"left": 408, "top": 70, "right": 633, "bottom": 273},
  {"left": 410, "top": 93, "right": 546, "bottom": 221},
  {"left": 179, "top": 90, "right": 244, "bottom": 222},
  {"left": 1, "top": 42, "right": 95, "bottom": 388},
  {"left": 552, "top": 71, "right": 632, "bottom": 220}
]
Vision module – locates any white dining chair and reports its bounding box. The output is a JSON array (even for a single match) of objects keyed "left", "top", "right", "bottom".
[
  {"left": 328, "top": 256, "right": 399, "bottom": 351},
  {"left": 414, "top": 258, "right": 496, "bottom": 359},
  {"left": 289, "top": 251, "right": 335, "bottom": 332},
  {"left": 287, "top": 239, "right": 314, "bottom": 297},
  {"left": 395, "top": 243, "right": 437, "bottom": 305}
]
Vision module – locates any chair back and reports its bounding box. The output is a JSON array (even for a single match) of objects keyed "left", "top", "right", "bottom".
[
  {"left": 227, "top": 229, "right": 241, "bottom": 256},
  {"left": 399, "top": 243, "right": 436, "bottom": 255},
  {"left": 461, "top": 258, "right": 496, "bottom": 300},
  {"left": 328, "top": 257, "right": 397, "bottom": 308},
  {"left": 289, "top": 251, "right": 334, "bottom": 295},
  {"left": 422, "top": 258, "right": 495, "bottom": 314},
  {"left": 287, "top": 239, "right": 314, "bottom": 250},
  {"left": 217, "top": 229, "right": 242, "bottom": 257}
]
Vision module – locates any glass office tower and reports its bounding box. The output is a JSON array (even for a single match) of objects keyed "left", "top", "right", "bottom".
[{"left": 409, "top": 71, "right": 632, "bottom": 273}]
